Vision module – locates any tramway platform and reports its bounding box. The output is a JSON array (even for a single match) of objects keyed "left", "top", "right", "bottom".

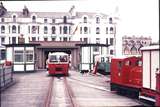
[{"left": 1, "top": 70, "right": 147, "bottom": 107}]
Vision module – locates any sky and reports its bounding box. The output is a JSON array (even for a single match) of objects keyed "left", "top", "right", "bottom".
[{"left": 2, "top": 0, "right": 159, "bottom": 43}]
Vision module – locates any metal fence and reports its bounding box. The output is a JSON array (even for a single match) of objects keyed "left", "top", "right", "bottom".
[{"left": 0, "top": 65, "right": 13, "bottom": 91}]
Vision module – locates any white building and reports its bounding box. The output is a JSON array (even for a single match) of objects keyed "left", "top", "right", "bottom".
[{"left": 0, "top": 2, "right": 118, "bottom": 70}]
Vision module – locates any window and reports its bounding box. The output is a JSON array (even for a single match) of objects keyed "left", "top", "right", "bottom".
[
  {"left": 80, "top": 27, "right": 82, "bottom": 34},
  {"left": 32, "top": 37, "right": 36, "bottom": 41},
  {"left": 0, "top": 49, "right": 6, "bottom": 60},
  {"left": 106, "top": 38, "right": 108, "bottom": 45},
  {"left": 106, "top": 27, "right": 108, "bottom": 34},
  {"left": 96, "top": 27, "right": 100, "bottom": 34},
  {"left": 1, "top": 37, "right": 5, "bottom": 43},
  {"left": 110, "top": 50, "right": 114, "bottom": 55},
  {"left": 44, "top": 26, "right": 48, "bottom": 34},
  {"left": 1, "top": 18, "right": 4, "bottom": 22},
  {"left": 63, "top": 37, "right": 67, "bottom": 41},
  {"left": 60, "top": 26, "right": 62, "bottom": 34},
  {"left": 63, "top": 16, "right": 67, "bottom": 23},
  {"left": 69, "top": 26, "right": 71, "bottom": 34},
  {"left": 37, "top": 26, "right": 39, "bottom": 34},
  {"left": 49, "top": 55, "right": 58, "bottom": 62},
  {"left": 83, "top": 17, "right": 87, "bottom": 23},
  {"left": 59, "top": 37, "right": 62, "bottom": 41},
  {"left": 18, "top": 26, "right": 20, "bottom": 34},
  {"left": 96, "top": 17, "right": 100, "bottom": 24},
  {"left": 28, "top": 26, "right": 30, "bottom": 33},
  {"left": 125, "top": 60, "right": 131, "bottom": 66},
  {"left": 52, "top": 19, "right": 55, "bottom": 23},
  {"left": 131, "top": 46, "right": 137, "bottom": 54},
  {"left": 124, "top": 47, "right": 130, "bottom": 55},
  {"left": 44, "top": 18, "right": 48, "bottom": 23},
  {"left": 59, "top": 55, "right": 68, "bottom": 62},
  {"left": 32, "top": 26, "right": 37, "bottom": 34},
  {"left": 12, "top": 25, "right": 16, "bottom": 33},
  {"left": 26, "top": 50, "right": 34, "bottom": 62},
  {"left": 84, "top": 38, "right": 88, "bottom": 43},
  {"left": 84, "top": 27, "right": 88, "bottom": 34},
  {"left": 96, "top": 38, "right": 100, "bottom": 44},
  {"left": 109, "top": 17, "right": 112, "bottom": 24},
  {"left": 93, "top": 46, "right": 99, "bottom": 52},
  {"left": 13, "top": 15, "right": 16, "bottom": 22},
  {"left": 32, "top": 16, "right": 36, "bottom": 22},
  {"left": 12, "top": 37, "right": 16, "bottom": 44},
  {"left": 80, "top": 38, "right": 82, "bottom": 41},
  {"left": 1, "top": 26, "right": 5, "bottom": 33},
  {"left": 51, "top": 37, "right": 56, "bottom": 41},
  {"left": 118, "top": 61, "right": 122, "bottom": 69},
  {"left": 110, "top": 38, "right": 114, "bottom": 45},
  {"left": 14, "top": 50, "right": 24, "bottom": 62},
  {"left": 110, "top": 27, "right": 114, "bottom": 34},
  {"left": 52, "top": 26, "right": 56, "bottom": 34},
  {"left": 63, "top": 26, "right": 68, "bottom": 34},
  {"left": 136, "top": 60, "right": 142, "bottom": 67},
  {"left": 44, "top": 37, "right": 48, "bottom": 41}
]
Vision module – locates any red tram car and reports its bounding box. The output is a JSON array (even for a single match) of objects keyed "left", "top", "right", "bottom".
[
  {"left": 46, "top": 52, "right": 69, "bottom": 76},
  {"left": 110, "top": 56, "right": 142, "bottom": 98}
]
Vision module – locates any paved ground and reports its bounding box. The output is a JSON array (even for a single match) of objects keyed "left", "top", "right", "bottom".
[{"left": 1, "top": 70, "right": 147, "bottom": 107}]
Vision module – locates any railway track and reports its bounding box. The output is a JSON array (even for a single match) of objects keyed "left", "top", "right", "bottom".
[{"left": 44, "top": 76, "right": 77, "bottom": 107}]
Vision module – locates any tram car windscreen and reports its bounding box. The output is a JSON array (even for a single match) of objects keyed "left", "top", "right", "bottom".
[{"left": 46, "top": 52, "right": 69, "bottom": 76}]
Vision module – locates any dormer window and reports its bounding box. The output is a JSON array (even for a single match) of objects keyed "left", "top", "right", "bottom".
[
  {"left": 23, "top": 5, "right": 29, "bottom": 16},
  {"left": 44, "top": 18, "right": 48, "bottom": 23},
  {"left": 32, "top": 16, "right": 36, "bottom": 22},
  {"left": 13, "top": 15, "right": 16, "bottom": 22},
  {"left": 63, "top": 16, "right": 67, "bottom": 23},
  {"left": 96, "top": 17, "right": 100, "bottom": 24},
  {"left": 83, "top": 17, "right": 87, "bottom": 23}
]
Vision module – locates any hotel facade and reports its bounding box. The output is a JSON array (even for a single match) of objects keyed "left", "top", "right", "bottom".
[{"left": 0, "top": 2, "right": 117, "bottom": 71}]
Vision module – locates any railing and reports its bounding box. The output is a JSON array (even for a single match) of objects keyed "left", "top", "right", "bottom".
[{"left": 0, "top": 65, "right": 13, "bottom": 91}]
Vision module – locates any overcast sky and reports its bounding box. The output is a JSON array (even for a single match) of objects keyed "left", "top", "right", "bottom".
[{"left": 2, "top": 0, "right": 159, "bottom": 42}]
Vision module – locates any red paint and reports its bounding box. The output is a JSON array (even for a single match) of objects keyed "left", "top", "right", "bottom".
[
  {"left": 110, "top": 58, "right": 123, "bottom": 85},
  {"left": 5, "top": 60, "right": 12, "bottom": 66},
  {"left": 156, "top": 73, "right": 160, "bottom": 106},
  {"left": 47, "top": 52, "right": 69, "bottom": 76},
  {"left": 110, "top": 56, "right": 142, "bottom": 90},
  {"left": 48, "top": 63, "right": 69, "bottom": 75},
  {"left": 93, "top": 61, "right": 99, "bottom": 74}
]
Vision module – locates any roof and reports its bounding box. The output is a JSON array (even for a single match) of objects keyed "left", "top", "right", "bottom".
[
  {"left": 48, "top": 52, "right": 68, "bottom": 56},
  {"left": 30, "top": 41, "right": 85, "bottom": 49},
  {"left": 1, "top": 11, "right": 108, "bottom": 19},
  {"left": 3, "top": 43, "right": 40, "bottom": 47},
  {"left": 76, "top": 43, "right": 110, "bottom": 47}
]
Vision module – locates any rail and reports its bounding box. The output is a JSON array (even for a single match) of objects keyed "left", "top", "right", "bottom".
[
  {"left": 64, "top": 77, "right": 78, "bottom": 107},
  {"left": 44, "top": 77, "right": 77, "bottom": 107},
  {"left": 0, "top": 65, "right": 13, "bottom": 91}
]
